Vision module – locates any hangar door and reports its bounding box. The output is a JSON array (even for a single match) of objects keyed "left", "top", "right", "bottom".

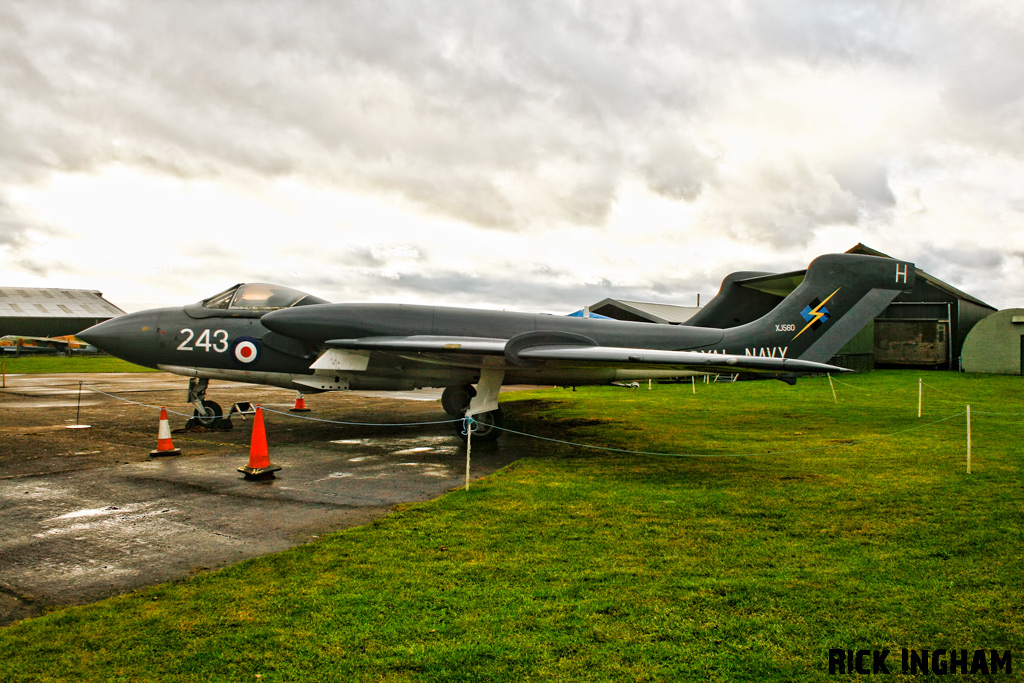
[{"left": 874, "top": 320, "right": 949, "bottom": 367}]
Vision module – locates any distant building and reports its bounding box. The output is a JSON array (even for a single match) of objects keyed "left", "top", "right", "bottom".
[
  {"left": 960, "top": 309, "right": 1024, "bottom": 375},
  {"left": 587, "top": 299, "right": 700, "bottom": 324},
  {"left": 0, "top": 287, "right": 125, "bottom": 338}
]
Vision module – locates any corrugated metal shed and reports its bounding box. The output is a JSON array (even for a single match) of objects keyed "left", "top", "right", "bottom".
[
  {"left": 589, "top": 298, "right": 700, "bottom": 324},
  {"left": 960, "top": 308, "right": 1024, "bottom": 375},
  {"left": 0, "top": 288, "right": 125, "bottom": 337},
  {"left": 846, "top": 244, "right": 997, "bottom": 369}
]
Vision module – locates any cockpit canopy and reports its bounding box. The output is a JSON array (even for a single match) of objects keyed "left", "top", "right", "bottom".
[
  {"left": 203, "top": 283, "right": 328, "bottom": 311},
  {"left": 186, "top": 283, "right": 329, "bottom": 319}
]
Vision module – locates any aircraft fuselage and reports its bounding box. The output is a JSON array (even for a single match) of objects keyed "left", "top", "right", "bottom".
[{"left": 85, "top": 303, "right": 732, "bottom": 392}]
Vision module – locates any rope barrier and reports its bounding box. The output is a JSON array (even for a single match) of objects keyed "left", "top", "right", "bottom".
[
  {"left": 920, "top": 380, "right": 974, "bottom": 401},
  {"left": 84, "top": 385, "right": 192, "bottom": 417},
  {"left": 968, "top": 409, "right": 1024, "bottom": 417},
  {"left": 81, "top": 385, "right": 463, "bottom": 428},
  {"left": 260, "top": 405, "right": 461, "bottom": 428},
  {"left": 77, "top": 383, "right": 976, "bottom": 461},
  {"left": 487, "top": 411, "right": 968, "bottom": 458},
  {"left": 821, "top": 376, "right": 1024, "bottom": 418},
  {"left": 826, "top": 375, "right": 873, "bottom": 391},
  {"left": 919, "top": 380, "right": 1024, "bottom": 415}
]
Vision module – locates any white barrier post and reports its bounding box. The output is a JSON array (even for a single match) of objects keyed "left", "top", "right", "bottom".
[
  {"left": 465, "top": 417, "right": 473, "bottom": 491},
  {"left": 691, "top": 376, "right": 696, "bottom": 394},
  {"left": 918, "top": 378, "right": 922, "bottom": 418},
  {"left": 966, "top": 405, "right": 972, "bottom": 475},
  {"left": 66, "top": 380, "right": 91, "bottom": 430}
]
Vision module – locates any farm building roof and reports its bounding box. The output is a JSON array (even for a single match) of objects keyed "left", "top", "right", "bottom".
[{"left": 0, "top": 287, "right": 126, "bottom": 319}]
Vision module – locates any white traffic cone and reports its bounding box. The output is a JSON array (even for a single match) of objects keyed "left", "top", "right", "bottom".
[{"left": 150, "top": 407, "right": 182, "bottom": 457}]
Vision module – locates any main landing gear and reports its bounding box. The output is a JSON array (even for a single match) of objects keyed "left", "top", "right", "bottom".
[
  {"left": 462, "top": 407, "right": 504, "bottom": 441},
  {"left": 442, "top": 371, "right": 505, "bottom": 443},
  {"left": 441, "top": 384, "right": 476, "bottom": 418}
]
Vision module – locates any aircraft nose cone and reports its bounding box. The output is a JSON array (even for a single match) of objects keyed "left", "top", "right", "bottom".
[{"left": 78, "top": 311, "right": 161, "bottom": 367}]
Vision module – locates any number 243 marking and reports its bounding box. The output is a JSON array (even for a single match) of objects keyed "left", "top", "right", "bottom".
[{"left": 177, "top": 328, "right": 229, "bottom": 353}]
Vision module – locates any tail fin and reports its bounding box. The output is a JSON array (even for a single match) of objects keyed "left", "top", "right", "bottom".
[{"left": 719, "top": 253, "right": 914, "bottom": 362}]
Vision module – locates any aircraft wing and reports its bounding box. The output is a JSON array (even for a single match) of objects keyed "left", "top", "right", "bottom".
[
  {"left": 325, "top": 336, "right": 507, "bottom": 355},
  {"left": 514, "top": 345, "right": 846, "bottom": 374},
  {"left": 320, "top": 335, "right": 847, "bottom": 375}
]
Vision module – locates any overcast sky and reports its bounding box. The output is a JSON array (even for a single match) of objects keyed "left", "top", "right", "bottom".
[{"left": 2, "top": 1, "right": 1023, "bottom": 313}]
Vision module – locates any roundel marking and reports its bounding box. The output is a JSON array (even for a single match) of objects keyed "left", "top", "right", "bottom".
[{"left": 232, "top": 338, "right": 261, "bottom": 365}]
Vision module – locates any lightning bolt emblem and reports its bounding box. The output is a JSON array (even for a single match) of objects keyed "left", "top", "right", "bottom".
[{"left": 792, "top": 288, "right": 841, "bottom": 340}]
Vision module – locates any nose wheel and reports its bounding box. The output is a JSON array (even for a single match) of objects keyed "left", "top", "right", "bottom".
[
  {"left": 193, "top": 399, "right": 224, "bottom": 427},
  {"left": 187, "top": 377, "right": 231, "bottom": 430}
]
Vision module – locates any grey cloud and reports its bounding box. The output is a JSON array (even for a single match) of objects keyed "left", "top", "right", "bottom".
[
  {"left": 702, "top": 158, "right": 863, "bottom": 248},
  {"left": 0, "top": 195, "right": 51, "bottom": 249},
  {"left": 302, "top": 262, "right": 712, "bottom": 313},
  {"left": 829, "top": 158, "right": 896, "bottom": 207},
  {"left": 746, "top": 2, "right": 910, "bottom": 64},
  {"left": 920, "top": 246, "right": 1006, "bottom": 272},
  {"left": 638, "top": 135, "right": 713, "bottom": 201},
  {"left": 910, "top": 246, "right": 1015, "bottom": 308},
  {"left": 2, "top": 0, "right": 1023, "bottom": 294},
  {"left": 0, "top": 2, "right": 695, "bottom": 229},
  {"left": 0, "top": 199, "right": 28, "bottom": 248}
]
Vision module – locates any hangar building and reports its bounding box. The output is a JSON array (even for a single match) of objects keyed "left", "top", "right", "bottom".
[
  {"left": 0, "top": 287, "right": 125, "bottom": 338},
  {"left": 960, "top": 309, "right": 1024, "bottom": 375},
  {"left": 588, "top": 245, "right": 995, "bottom": 371},
  {"left": 843, "top": 244, "right": 995, "bottom": 371}
]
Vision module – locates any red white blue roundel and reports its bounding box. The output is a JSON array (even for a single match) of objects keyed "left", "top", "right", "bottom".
[{"left": 232, "top": 337, "right": 261, "bottom": 365}]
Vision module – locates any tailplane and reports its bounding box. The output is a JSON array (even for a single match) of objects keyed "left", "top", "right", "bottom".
[{"left": 684, "top": 270, "right": 780, "bottom": 329}]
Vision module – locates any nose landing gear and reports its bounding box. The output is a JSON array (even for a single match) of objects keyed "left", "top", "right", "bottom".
[{"left": 186, "top": 377, "right": 232, "bottom": 430}]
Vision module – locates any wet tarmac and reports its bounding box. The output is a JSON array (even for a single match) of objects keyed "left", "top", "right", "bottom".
[{"left": 0, "top": 373, "right": 539, "bottom": 625}]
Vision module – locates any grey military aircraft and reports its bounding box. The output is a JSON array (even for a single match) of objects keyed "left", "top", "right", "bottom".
[{"left": 79, "top": 253, "right": 914, "bottom": 440}]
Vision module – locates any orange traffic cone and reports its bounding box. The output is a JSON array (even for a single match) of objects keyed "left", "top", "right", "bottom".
[
  {"left": 237, "top": 405, "right": 281, "bottom": 479},
  {"left": 290, "top": 392, "right": 311, "bottom": 412},
  {"left": 150, "top": 407, "right": 181, "bottom": 457}
]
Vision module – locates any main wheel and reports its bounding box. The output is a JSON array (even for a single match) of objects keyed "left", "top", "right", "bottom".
[
  {"left": 457, "top": 408, "right": 504, "bottom": 442},
  {"left": 442, "top": 384, "right": 476, "bottom": 417}
]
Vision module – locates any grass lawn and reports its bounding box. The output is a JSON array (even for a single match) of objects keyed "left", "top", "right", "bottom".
[
  {"left": 0, "top": 371, "right": 1021, "bottom": 681},
  {"left": 0, "top": 355, "right": 156, "bottom": 374}
]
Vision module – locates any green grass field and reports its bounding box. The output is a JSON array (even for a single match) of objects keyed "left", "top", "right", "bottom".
[
  {"left": 0, "top": 355, "right": 156, "bottom": 374},
  {"left": 1, "top": 371, "right": 1021, "bottom": 681}
]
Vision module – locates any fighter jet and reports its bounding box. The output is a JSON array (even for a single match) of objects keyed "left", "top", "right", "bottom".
[{"left": 79, "top": 253, "right": 914, "bottom": 440}]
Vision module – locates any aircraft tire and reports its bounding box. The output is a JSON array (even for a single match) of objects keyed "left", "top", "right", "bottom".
[
  {"left": 457, "top": 408, "right": 504, "bottom": 442},
  {"left": 193, "top": 400, "right": 224, "bottom": 427},
  {"left": 441, "top": 384, "right": 476, "bottom": 417}
]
